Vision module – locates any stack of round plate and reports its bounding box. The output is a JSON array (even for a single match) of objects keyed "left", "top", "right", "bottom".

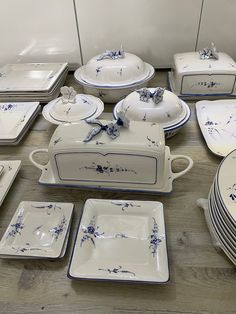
[{"left": 202, "top": 149, "right": 236, "bottom": 265}]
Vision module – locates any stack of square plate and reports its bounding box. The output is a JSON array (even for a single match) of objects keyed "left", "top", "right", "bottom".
[
  {"left": 68, "top": 199, "right": 169, "bottom": 283},
  {"left": 0, "top": 63, "right": 68, "bottom": 102},
  {"left": 0, "top": 102, "right": 41, "bottom": 145},
  {"left": 198, "top": 149, "right": 236, "bottom": 265},
  {"left": 0, "top": 201, "right": 73, "bottom": 259}
]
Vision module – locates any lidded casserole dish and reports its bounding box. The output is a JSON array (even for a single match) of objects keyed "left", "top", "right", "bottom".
[
  {"left": 168, "top": 43, "right": 236, "bottom": 98},
  {"left": 113, "top": 87, "right": 191, "bottom": 138},
  {"left": 29, "top": 116, "right": 193, "bottom": 194},
  {"left": 74, "top": 47, "right": 155, "bottom": 103}
]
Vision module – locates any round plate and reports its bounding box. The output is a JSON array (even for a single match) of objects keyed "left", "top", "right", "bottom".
[{"left": 42, "top": 95, "right": 104, "bottom": 125}]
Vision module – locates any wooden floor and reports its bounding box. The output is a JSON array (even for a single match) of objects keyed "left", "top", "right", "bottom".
[{"left": 0, "top": 71, "right": 235, "bottom": 314}]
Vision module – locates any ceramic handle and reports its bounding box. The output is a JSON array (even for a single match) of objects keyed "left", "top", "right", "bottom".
[
  {"left": 197, "top": 198, "right": 222, "bottom": 249},
  {"left": 170, "top": 154, "right": 193, "bottom": 180},
  {"left": 29, "top": 148, "right": 48, "bottom": 171}
]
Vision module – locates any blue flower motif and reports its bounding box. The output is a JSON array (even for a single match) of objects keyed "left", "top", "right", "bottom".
[{"left": 80, "top": 216, "right": 104, "bottom": 247}]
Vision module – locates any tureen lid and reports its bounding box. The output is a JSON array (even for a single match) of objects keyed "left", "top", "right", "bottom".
[
  {"left": 80, "top": 47, "right": 153, "bottom": 87},
  {"left": 119, "top": 88, "right": 187, "bottom": 128},
  {"left": 48, "top": 87, "right": 100, "bottom": 123}
]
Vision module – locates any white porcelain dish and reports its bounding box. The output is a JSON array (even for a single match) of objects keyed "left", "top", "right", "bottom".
[
  {"left": 74, "top": 49, "right": 155, "bottom": 103},
  {"left": 169, "top": 50, "right": 236, "bottom": 99},
  {"left": 0, "top": 201, "right": 73, "bottom": 258},
  {"left": 0, "top": 160, "right": 21, "bottom": 206},
  {"left": 68, "top": 199, "right": 169, "bottom": 283},
  {"left": 0, "top": 106, "right": 41, "bottom": 146},
  {"left": 113, "top": 89, "right": 191, "bottom": 138},
  {"left": 42, "top": 94, "right": 104, "bottom": 125},
  {"left": 0, "top": 63, "right": 68, "bottom": 92},
  {"left": 76, "top": 48, "right": 154, "bottom": 87},
  {"left": 196, "top": 100, "right": 236, "bottom": 157},
  {"left": 0, "top": 102, "right": 40, "bottom": 140},
  {"left": 29, "top": 120, "right": 193, "bottom": 194}
]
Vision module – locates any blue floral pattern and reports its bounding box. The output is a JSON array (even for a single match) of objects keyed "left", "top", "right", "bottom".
[
  {"left": 111, "top": 201, "right": 141, "bottom": 211},
  {"left": 227, "top": 183, "right": 236, "bottom": 201},
  {"left": 79, "top": 161, "right": 137, "bottom": 176},
  {"left": 32, "top": 203, "right": 61, "bottom": 215},
  {"left": 7, "top": 212, "right": 24, "bottom": 238},
  {"left": 149, "top": 217, "right": 164, "bottom": 257},
  {"left": 50, "top": 215, "right": 67, "bottom": 240},
  {"left": 80, "top": 216, "right": 104, "bottom": 247},
  {"left": 98, "top": 266, "right": 135, "bottom": 276},
  {"left": 0, "top": 103, "right": 17, "bottom": 111}
]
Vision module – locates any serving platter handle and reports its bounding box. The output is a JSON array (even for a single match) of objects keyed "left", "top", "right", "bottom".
[
  {"left": 29, "top": 148, "right": 49, "bottom": 171},
  {"left": 170, "top": 154, "right": 193, "bottom": 180}
]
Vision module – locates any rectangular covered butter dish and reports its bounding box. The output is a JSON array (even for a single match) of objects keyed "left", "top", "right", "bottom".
[
  {"left": 168, "top": 44, "right": 236, "bottom": 99},
  {"left": 29, "top": 119, "right": 193, "bottom": 194}
]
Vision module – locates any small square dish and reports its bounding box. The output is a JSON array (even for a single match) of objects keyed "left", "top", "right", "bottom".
[
  {"left": 0, "top": 201, "right": 73, "bottom": 258},
  {"left": 68, "top": 199, "right": 169, "bottom": 283}
]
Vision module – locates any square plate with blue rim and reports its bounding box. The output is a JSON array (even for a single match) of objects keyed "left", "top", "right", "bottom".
[{"left": 68, "top": 199, "right": 169, "bottom": 283}]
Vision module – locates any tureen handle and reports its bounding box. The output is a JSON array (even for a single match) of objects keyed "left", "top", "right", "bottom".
[
  {"left": 170, "top": 154, "right": 193, "bottom": 180},
  {"left": 29, "top": 148, "right": 48, "bottom": 170}
]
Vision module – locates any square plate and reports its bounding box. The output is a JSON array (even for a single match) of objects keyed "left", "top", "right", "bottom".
[
  {"left": 0, "top": 160, "right": 21, "bottom": 206},
  {"left": 68, "top": 199, "right": 169, "bottom": 283},
  {"left": 0, "top": 63, "right": 68, "bottom": 92},
  {"left": 0, "top": 102, "right": 40, "bottom": 140},
  {"left": 0, "top": 201, "right": 73, "bottom": 258}
]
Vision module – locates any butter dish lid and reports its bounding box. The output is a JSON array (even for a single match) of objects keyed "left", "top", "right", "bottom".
[
  {"left": 174, "top": 51, "right": 236, "bottom": 74},
  {"left": 44, "top": 86, "right": 104, "bottom": 123},
  {"left": 50, "top": 118, "right": 165, "bottom": 153},
  {"left": 119, "top": 88, "right": 187, "bottom": 128},
  {"left": 78, "top": 47, "right": 154, "bottom": 87}
]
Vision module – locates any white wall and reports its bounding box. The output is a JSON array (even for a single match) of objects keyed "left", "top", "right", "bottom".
[
  {"left": 75, "top": 0, "right": 203, "bottom": 68},
  {"left": 0, "top": 0, "right": 82, "bottom": 68},
  {"left": 197, "top": 0, "right": 236, "bottom": 59},
  {"left": 0, "top": 0, "right": 235, "bottom": 68}
]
